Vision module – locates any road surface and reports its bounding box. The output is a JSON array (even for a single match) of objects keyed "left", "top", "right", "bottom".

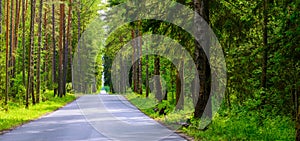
[{"left": 0, "top": 94, "right": 186, "bottom": 141}]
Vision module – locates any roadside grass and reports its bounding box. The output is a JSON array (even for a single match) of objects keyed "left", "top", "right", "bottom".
[
  {"left": 0, "top": 90, "right": 76, "bottom": 132},
  {"left": 125, "top": 92, "right": 294, "bottom": 141},
  {"left": 125, "top": 92, "right": 194, "bottom": 129},
  {"left": 125, "top": 92, "right": 193, "bottom": 119},
  {"left": 183, "top": 113, "right": 294, "bottom": 141}
]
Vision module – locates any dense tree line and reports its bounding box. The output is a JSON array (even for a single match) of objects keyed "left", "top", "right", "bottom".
[
  {"left": 0, "top": 0, "right": 101, "bottom": 108},
  {"left": 103, "top": 0, "right": 299, "bottom": 139}
]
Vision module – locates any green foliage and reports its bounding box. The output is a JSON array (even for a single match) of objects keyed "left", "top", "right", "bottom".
[
  {"left": 66, "top": 83, "right": 73, "bottom": 94},
  {"left": 0, "top": 0, "right": 297, "bottom": 139},
  {"left": 157, "top": 100, "right": 174, "bottom": 114},
  {"left": 103, "top": 86, "right": 110, "bottom": 92},
  {"left": 101, "top": 0, "right": 300, "bottom": 139},
  {"left": 126, "top": 92, "right": 193, "bottom": 126},
  {"left": 183, "top": 110, "right": 294, "bottom": 141},
  {"left": 10, "top": 74, "right": 26, "bottom": 103}
]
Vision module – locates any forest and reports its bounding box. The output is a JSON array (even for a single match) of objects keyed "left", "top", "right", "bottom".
[{"left": 0, "top": 0, "right": 299, "bottom": 140}]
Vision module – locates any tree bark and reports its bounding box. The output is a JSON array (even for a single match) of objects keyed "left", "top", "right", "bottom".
[
  {"left": 62, "top": 0, "right": 68, "bottom": 96},
  {"left": 31, "top": 80, "right": 35, "bottom": 104},
  {"left": 175, "top": 69, "right": 181, "bottom": 109},
  {"left": 131, "top": 29, "right": 137, "bottom": 93},
  {"left": 26, "top": 0, "right": 36, "bottom": 107},
  {"left": 137, "top": 29, "right": 142, "bottom": 94},
  {"left": 43, "top": 0, "right": 49, "bottom": 91},
  {"left": 22, "top": 0, "right": 27, "bottom": 86},
  {"left": 171, "top": 64, "right": 175, "bottom": 104},
  {"left": 176, "top": 57, "right": 184, "bottom": 110},
  {"left": 193, "top": 0, "right": 212, "bottom": 119},
  {"left": 145, "top": 52, "right": 149, "bottom": 97},
  {"left": 12, "top": 0, "right": 21, "bottom": 94},
  {"left": 52, "top": 2, "right": 57, "bottom": 96},
  {"left": 76, "top": 0, "right": 81, "bottom": 92},
  {"left": 5, "top": 0, "right": 10, "bottom": 106},
  {"left": 9, "top": 0, "right": 15, "bottom": 94},
  {"left": 36, "top": 0, "right": 43, "bottom": 103},
  {"left": 67, "top": 0, "right": 72, "bottom": 91},
  {"left": 58, "top": 2, "right": 65, "bottom": 97},
  {"left": 154, "top": 55, "right": 162, "bottom": 101},
  {"left": 14, "top": 0, "right": 21, "bottom": 76}
]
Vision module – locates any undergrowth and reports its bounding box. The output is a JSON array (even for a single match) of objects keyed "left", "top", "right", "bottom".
[{"left": 125, "top": 92, "right": 294, "bottom": 141}]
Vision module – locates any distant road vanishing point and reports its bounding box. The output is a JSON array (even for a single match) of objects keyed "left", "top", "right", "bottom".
[{"left": 0, "top": 94, "right": 186, "bottom": 141}]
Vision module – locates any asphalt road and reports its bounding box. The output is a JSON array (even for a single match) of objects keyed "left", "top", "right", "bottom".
[{"left": 0, "top": 94, "right": 186, "bottom": 141}]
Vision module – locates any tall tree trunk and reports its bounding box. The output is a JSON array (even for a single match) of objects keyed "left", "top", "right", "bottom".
[
  {"left": 36, "top": 0, "right": 43, "bottom": 103},
  {"left": 26, "top": 0, "right": 36, "bottom": 107},
  {"left": 63, "top": 0, "right": 72, "bottom": 96},
  {"left": 22, "top": 0, "right": 27, "bottom": 86},
  {"left": 154, "top": 55, "right": 162, "bottom": 101},
  {"left": 58, "top": 2, "right": 65, "bottom": 97},
  {"left": 62, "top": 0, "right": 67, "bottom": 96},
  {"left": 67, "top": 0, "right": 73, "bottom": 90},
  {"left": 171, "top": 64, "right": 175, "bottom": 104},
  {"left": 135, "top": 30, "right": 140, "bottom": 94},
  {"left": 133, "top": 28, "right": 142, "bottom": 94},
  {"left": 5, "top": 0, "right": 10, "bottom": 106},
  {"left": 176, "top": 57, "right": 184, "bottom": 110},
  {"left": 43, "top": 0, "right": 49, "bottom": 91},
  {"left": 175, "top": 69, "right": 181, "bottom": 108},
  {"left": 76, "top": 0, "right": 81, "bottom": 92},
  {"left": 138, "top": 29, "right": 142, "bottom": 94},
  {"left": 23, "top": 0, "right": 28, "bottom": 106},
  {"left": 131, "top": 29, "right": 137, "bottom": 92},
  {"left": 31, "top": 0, "right": 36, "bottom": 105},
  {"left": 31, "top": 80, "right": 35, "bottom": 104},
  {"left": 145, "top": 55, "right": 149, "bottom": 98},
  {"left": 52, "top": 2, "right": 57, "bottom": 96},
  {"left": 25, "top": 0, "right": 28, "bottom": 13},
  {"left": 14, "top": 0, "right": 21, "bottom": 49},
  {"left": 9, "top": 0, "right": 15, "bottom": 94},
  {"left": 14, "top": 0, "right": 21, "bottom": 84},
  {"left": 193, "top": 0, "right": 212, "bottom": 119}
]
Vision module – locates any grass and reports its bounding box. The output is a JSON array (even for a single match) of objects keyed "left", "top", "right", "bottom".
[
  {"left": 183, "top": 113, "right": 294, "bottom": 141},
  {"left": 125, "top": 92, "right": 195, "bottom": 130},
  {"left": 125, "top": 92, "right": 295, "bottom": 141},
  {"left": 0, "top": 90, "right": 76, "bottom": 132}
]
